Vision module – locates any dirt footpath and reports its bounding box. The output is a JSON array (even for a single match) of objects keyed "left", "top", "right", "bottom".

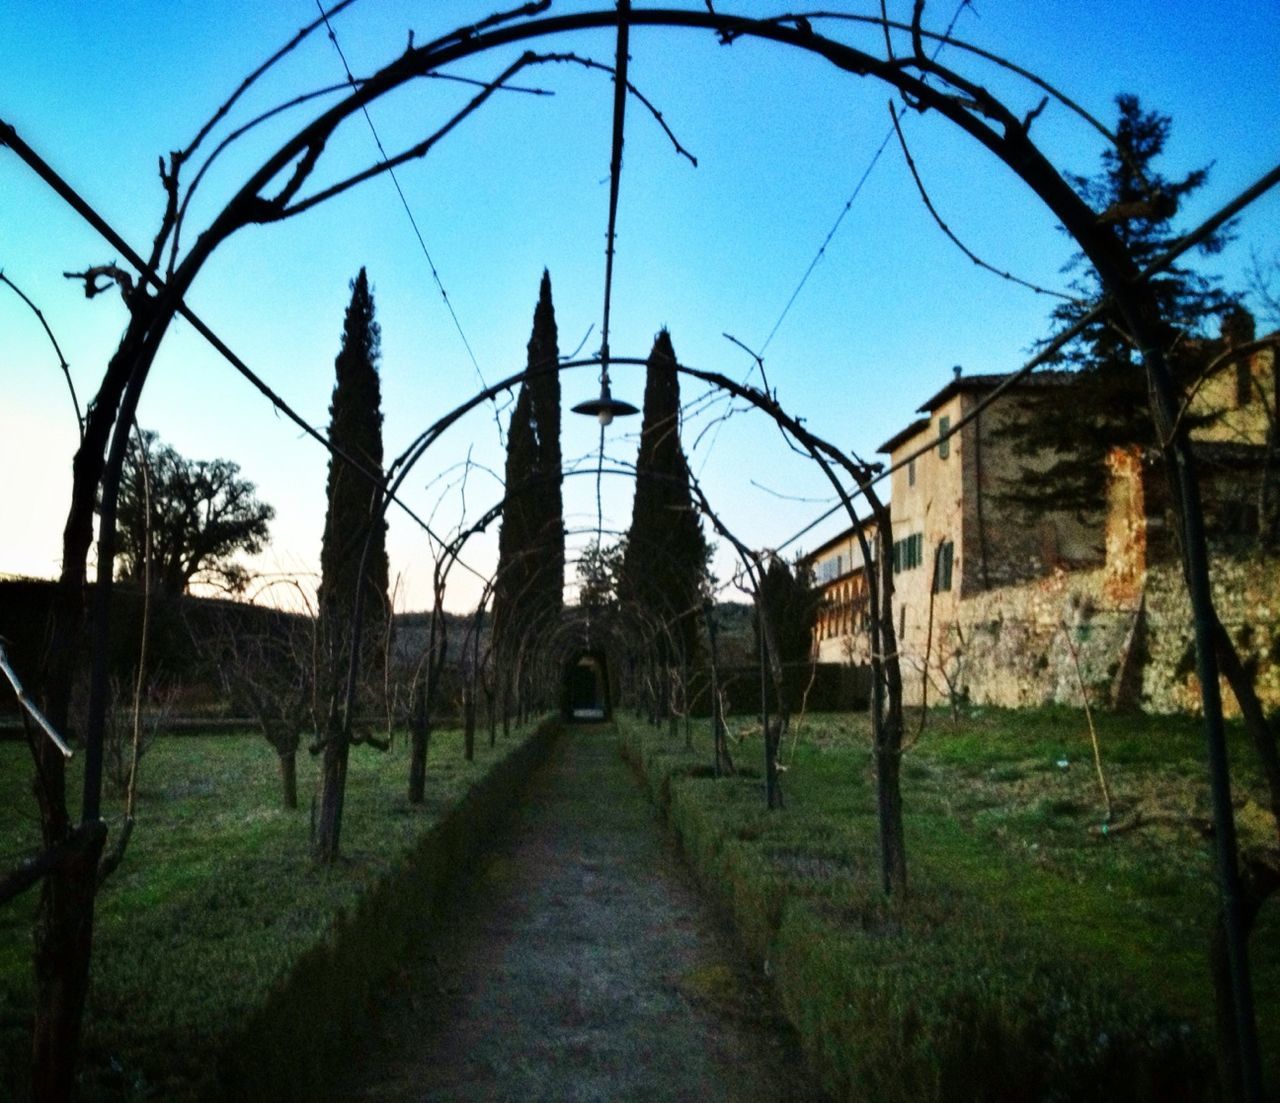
[{"left": 341, "top": 725, "right": 826, "bottom": 1103}]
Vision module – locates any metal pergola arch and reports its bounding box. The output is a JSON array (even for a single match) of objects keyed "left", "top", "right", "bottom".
[{"left": 4, "top": 4, "right": 1277, "bottom": 1095}]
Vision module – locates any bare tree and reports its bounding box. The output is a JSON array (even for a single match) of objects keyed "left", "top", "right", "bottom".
[{"left": 215, "top": 605, "right": 318, "bottom": 811}]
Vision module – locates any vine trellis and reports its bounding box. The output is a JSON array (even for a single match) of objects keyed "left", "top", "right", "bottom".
[{"left": 2, "top": 3, "right": 1277, "bottom": 1099}]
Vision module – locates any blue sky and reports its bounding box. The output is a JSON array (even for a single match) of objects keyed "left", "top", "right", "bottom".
[{"left": 2, "top": 1, "right": 1277, "bottom": 612}]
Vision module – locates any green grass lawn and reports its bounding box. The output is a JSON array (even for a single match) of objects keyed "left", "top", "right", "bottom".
[
  {"left": 0, "top": 722, "right": 542, "bottom": 1101},
  {"left": 625, "top": 705, "right": 1279, "bottom": 1099}
]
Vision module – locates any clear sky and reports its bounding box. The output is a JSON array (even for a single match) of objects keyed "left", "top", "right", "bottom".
[{"left": 2, "top": 1, "right": 1277, "bottom": 613}]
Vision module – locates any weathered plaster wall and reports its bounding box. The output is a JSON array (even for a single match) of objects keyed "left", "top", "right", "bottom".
[
  {"left": 967, "top": 393, "right": 1103, "bottom": 592},
  {"left": 1189, "top": 344, "right": 1276, "bottom": 447},
  {"left": 1139, "top": 554, "right": 1280, "bottom": 714},
  {"left": 897, "top": 554, "right": 1280, "bottom": 716}
]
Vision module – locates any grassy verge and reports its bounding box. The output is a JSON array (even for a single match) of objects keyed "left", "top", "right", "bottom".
[
  {"left": 622, "top": 707, "right": 1278, "bottom": 1101},
  {"left": 1, "top": 719, "right": 557, "bottom": 1101}
]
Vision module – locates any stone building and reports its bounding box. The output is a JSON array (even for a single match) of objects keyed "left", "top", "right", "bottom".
[
  {"left": 873, "top": 368, "right": 1100, "bottom": 704},
  {"left": 809, "top": 517, "right": 878, "bottom": 665},
  {"left": 802, "top": 336, "right": 1279, "bottom": 714}
]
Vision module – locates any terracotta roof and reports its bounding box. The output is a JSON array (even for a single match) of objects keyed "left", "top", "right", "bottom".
[
  {"left": 877, "top": 417, "right": 930, "bottom": 455},
  {"left": 802, "top": 515, "right": 879, "bottom": 561},
  {"left": 915, "top": 369, "right": 1076, "bottom": 414}
]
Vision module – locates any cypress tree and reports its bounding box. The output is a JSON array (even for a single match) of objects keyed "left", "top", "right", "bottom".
[
  {"left": 755, "top": 554, "right": 820, "bottom": 676},
  {"left": 619, "top": 329, "right": 709, "bottom": 666},
  {"left": 999, "top": 95, "right": 1238, "bottom": 516},
  {"left": 492, "top": 271, "right": 564, "bottom": 691},
  {"left": 318, "top": 267, "right": 389, "bottom": 637},
  {"left": 526, "top": 269, "right": 564, "bottom": 620},
  {"left": 315, "top": 266, "right": 388, "bottom": 861}
]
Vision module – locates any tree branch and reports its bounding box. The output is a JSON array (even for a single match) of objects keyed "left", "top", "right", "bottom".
[
  {"left": 0, "top": 270, "right": 82, "bottom": 438},
  {"left": 537, "top": 51, "right": 698, "bottom": 166},
  {"left": 0, "top": 821, "right": 105, "bottom": 907},
  {"left": 890, "top": 101, "right": 1072, "bottom": 298}
]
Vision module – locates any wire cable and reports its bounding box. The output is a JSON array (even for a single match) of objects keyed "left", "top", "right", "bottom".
[
  {"left": 772, "top": 158, "right": 1280, "bottom": 554},
  {"left": 759, "top": 0, "right": 972, "bottom": 355},
  {"left": 0, "top": 118, "right": 493, "bottom": 588},
  {"left": 314, "top": 2, "right": 501, "bottom": 442}
]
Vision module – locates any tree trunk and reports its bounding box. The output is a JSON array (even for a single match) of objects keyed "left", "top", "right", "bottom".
[
  {"left": 408, "top": 689, "right": 429, "bottom": 804},
  {"left": 667, "top": 667, "right": 677, "bottom": 739},
  {"left": 31, "top": 822, "right": 107, "bottom": 1103},
  {"left": 682, "top": 651, "right": 692, "bottom": 750},
  {"left": 875, "top": 733, "right": 908, "bottom": 896},
  {"left": 1210, "top": 860, "right": 1277, "bottom": 1101},
  {"left": 765, "top": 717, "right": 784, "bottom": 810},
  {"left": 313, "top": 723, "right": 349, "bottom": 863},
  {"left": 278, "top": 749, "right": 298, "bottom": 811},
  {"left": 708, "top": 629, "right": 723, "bottom": 777},
  {"left": 463, "top": 685, "right": 476, "bottom": 763},
  {"left": 757, "top": 601, "right": 785, "bottom": 810},
  {"left": 874, "top": 517, "right": 909, "bottom": 897}
]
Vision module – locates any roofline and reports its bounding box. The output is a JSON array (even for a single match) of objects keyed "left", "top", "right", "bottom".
[
  {"left": 877, "top": 417, "right": 930, "bottom": 455},
  {"left": 915, "top": 370, "right": 1075, "bottom": 415},
  {"left": 800, "top": 515, "right": 880, "bottom": 561}
]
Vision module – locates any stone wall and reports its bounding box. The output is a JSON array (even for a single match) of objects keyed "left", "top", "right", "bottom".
[
  {"left": 1139, "top": 554, "right": 1280, "bottom": 715},
  {"left": 905, "top": 554, "right": 1279, "bottom": 716}
]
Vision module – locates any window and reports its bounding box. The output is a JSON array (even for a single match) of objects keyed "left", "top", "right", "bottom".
[
  {"left": 908, "top": 458, "right": 916, "bottom": 486},
  {"left": 1236, "top": 360, "right": 1253, "bottom": 407},
  {"left": 892, "top": 532, "right": 924, "bottom": 574},
  {"left": 932, "top": 540, "right": 954, "bottom": 593},
  {"left": 938, "top": 415, "right": 951, "bottom": 459},
  {"left": 818, "top": 553, "right": 845, "bottom": 584}
]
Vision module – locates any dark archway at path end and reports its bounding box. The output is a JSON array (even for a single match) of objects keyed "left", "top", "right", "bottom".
[{"left": 561, "top": 649, "right": 612, "bottom": 722}]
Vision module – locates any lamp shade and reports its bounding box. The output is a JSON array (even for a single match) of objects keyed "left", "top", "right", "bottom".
[{"left": 572, "top": 382, "right": 638, "bottom": 427}]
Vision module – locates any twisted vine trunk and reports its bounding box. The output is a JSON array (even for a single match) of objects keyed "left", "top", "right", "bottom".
[
  {"left": 313, "top": 714, "right": 350, "bottom": 864},
  {"left": 409, "top": 681, "right": 430, "bottom": 804},
  {"left": 31, "top": 822, "right": 106, "bottom": 1103},
  {"left": 278, "top": 750, "right": 299, "bottom": 811}
]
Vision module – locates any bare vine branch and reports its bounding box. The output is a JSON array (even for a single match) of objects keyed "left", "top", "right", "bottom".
[
  {"left": 538, "top": 51, "right": 699, "bottom": 166},
  {"left": 277, "top": 53, "right": 537, "bottom": 219},
  {"left": 0, "top": 270, "right": 82, "bottom": 438},
  {"left": 62, "top": 263, "right": 137, "bottom": 305},
  {"left": 889, "top": 101, "right": 1073, "bottom": 299}
]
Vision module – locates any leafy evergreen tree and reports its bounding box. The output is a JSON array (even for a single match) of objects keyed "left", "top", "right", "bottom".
[
  {"left": 575, "top": 538, "right": 624, "bottom": 612},
  {"left": 755, "top": 554, "right": 819, "bottom": 674},
  {"left": 492, "top": 271, "right": 564, "bottom": 672},
  {"left": 526, "top": 269, "right": 564, "bottom": 619},
  {"left": 619, "top": 329, "right": 709, "bottom": 665},
  {"left": 314, "top": 267, "right": 388, "bottom": 862},
  {"left": 318, "top": 267, "right": 389, "bottom": 639},
  {"left": 1002, "top": 94, "right": 1238, "bottom": 515}
]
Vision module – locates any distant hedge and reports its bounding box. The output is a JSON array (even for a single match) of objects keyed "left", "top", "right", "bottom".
[
  {"left": 683, "top": 661, "right": 870, "bottom": 718},
  {"left": 0, "top": 580, "right": 297, "bottom": 715}
]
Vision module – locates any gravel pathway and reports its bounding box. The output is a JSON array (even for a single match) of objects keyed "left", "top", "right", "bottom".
[{"left": 341, "top": 725, "right": 826, "bottom": 1103}]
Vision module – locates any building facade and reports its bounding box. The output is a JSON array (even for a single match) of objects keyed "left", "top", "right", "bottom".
[
  {"left": 809, "top": 517, "right": 878, "bottom": 665},
  {"left": 802, "top": 336, "right": 1278, "bottom": 713},
  {"left": 875, "top": 369, "right": 1100, "bottom": 704}
]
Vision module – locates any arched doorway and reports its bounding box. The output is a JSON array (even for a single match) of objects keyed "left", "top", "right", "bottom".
[{"left": 561, "top": 649, "right": 611, "bottom": 722}]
